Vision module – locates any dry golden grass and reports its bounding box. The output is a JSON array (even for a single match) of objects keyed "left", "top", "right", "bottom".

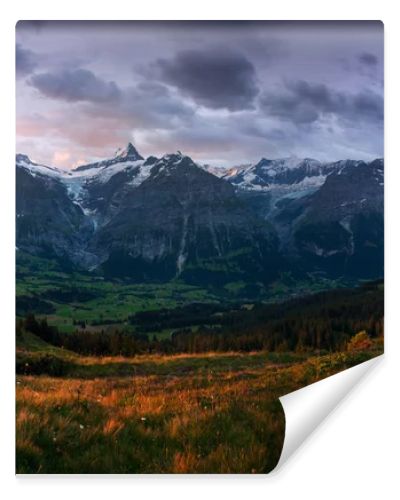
[{"left": 16, "top": 347, "right": 381, "bottom": 474}]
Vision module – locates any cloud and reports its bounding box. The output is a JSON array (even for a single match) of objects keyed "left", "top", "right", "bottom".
[
  {"left": 79, "top": 81, "right": 194, "bottom": 132},
  {"left": 350, "top": 90, "right": 383, "bottom": 121},
  {"left": 20, "top": 68, "right": 195, "bottom": 166},
  {"left": 16, "top": 44, "right": 38, "bottom": 77},
  {"left": 260, "top": 80, "right": 383, "bottom": 125},
  {"left": 154, "top": 48, "right": 259, "bottom": 111},
  {"left": 28, "top": 66, "right": 194, "bottom": 129},
  {"left": 358, "top": 52, "right": 378, "bottom": 66},
  {"left": 29, "top": 68, "right": 121, "bottom": 103},
  {"left": 16, "top": 22, "right": 384, "bottom": 166}
]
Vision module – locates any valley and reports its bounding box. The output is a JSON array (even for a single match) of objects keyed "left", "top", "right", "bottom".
[
  {"left": 15, "top": 143, "right": 384, "bottom": 474},
  {"left": 16, "top": 250, "right": 351, "bottom": 337}
]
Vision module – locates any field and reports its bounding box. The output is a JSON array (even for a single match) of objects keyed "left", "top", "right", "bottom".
[
  {"left": 16, "top": 253, "right": 384, "bottom": 473},
  {"left": 16, "top": 331, "right": 382, "bottom": 474}
]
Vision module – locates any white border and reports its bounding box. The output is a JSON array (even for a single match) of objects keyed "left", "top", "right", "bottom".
[{"left": 2, "top": 2, "right": 399, "bottom": 498}]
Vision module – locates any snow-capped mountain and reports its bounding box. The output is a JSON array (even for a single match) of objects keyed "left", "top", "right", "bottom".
[
  {"left": 16, "top": 146, "right": 280, "bottom": 282},
  {"left": 63, "top": 143, "right": 149, "bottom": 207},
  {"left": 199, "top": 164, "right": 226, "bottom": 177},
  {"left": 16, "top": 143, "right": 384, "bottom": 282},
  {"left": 17, "top": 144, "right": 159, "bottom": 221},
  {"left": 73, "top": 142, "right": 143, "bottom": 172},
  {"left": 223, "top": 156, "right": 335, "bottom": 192},
  {"left": 16, "top": 153, "right": 66, "bottom": 179},
  {"left": 221, "top": 156, "right": 383, "bottom": 225}
]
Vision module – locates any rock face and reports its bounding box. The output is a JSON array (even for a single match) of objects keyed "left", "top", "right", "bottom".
[
  {"left": 16, "top": 160, "right": 96, "bottom": 269},
  {"left": 291, "top": 159, "right": 384, "bottom": 278},
  {"left": 236, "top": 158, "right": 384, "bottom": 279},
  {"left": 90, "top": 153, "right": 280, "bottom": 283},
  {"left": 16, "top": 148, "right": 280, "bottom": 284},
  {"left": 15, "top": 145, "right": 384, "bottom": 283},
  {"left": 224, "top": 157, "right": 338, "bottom": 239}
]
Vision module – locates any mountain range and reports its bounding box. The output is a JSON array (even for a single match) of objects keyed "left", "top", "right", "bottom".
[{"left": 16, "top": 143, "right": 384, "bottom": 286}]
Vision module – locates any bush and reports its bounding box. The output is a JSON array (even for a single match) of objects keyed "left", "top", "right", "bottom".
[{"left": 347, "top": 331, "right": 373, "bottom": 351}]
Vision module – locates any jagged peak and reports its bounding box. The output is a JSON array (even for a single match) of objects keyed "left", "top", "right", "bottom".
[
  {"left": 159, "top": 151, "right": 191, "bottom": 164},
  {"left": 143, "top": 155, "right": 158, "bottom": 166},
  {"left": 16, "top": 153, "right": 33, "bottom": 164},
  {"left": 115, "top": 142, "right": 144, "bottom": 161},
  {"left": 74, "top": 143, "right": 144, "bottom": 172},
  {"left": 149, "top": 152, "right": 207, "bottom": 179}
]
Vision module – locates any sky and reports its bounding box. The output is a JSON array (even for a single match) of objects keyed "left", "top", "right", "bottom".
[{"left": 16, "top": 21, "right": 384, "bottom": 169}]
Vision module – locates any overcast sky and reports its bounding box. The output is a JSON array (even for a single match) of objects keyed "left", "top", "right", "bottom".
[{"left": 16, "top": 21, "right": 383, "bottom": 168}]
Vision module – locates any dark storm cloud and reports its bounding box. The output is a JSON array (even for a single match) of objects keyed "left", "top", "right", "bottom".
[
  {"left": 351, "top": 91, "right": 384, "bottom": 121},
  {"left": 260, "top": 80, "right": 383, "bottom": 125},
  {"left": 358, "top": 52, "right": 378, "bottom": 66},
  {"left": 29, "top": 66, "right": 194, "bottom": 132},
  {"left": 29, "top": 68, "right": 121, "bottom": 103},
  {"left": 16, "top": 21, "right": 384, "bottom": 166},
  {"left": 16, "top": 44, "right": 38, "bottom": 77},
  {"left": 155, "top": 48, "right": 259, "bottom": 111}
]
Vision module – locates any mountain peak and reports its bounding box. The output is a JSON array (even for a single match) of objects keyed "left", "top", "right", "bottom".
[
  {"left": 127, "top": 142, "right": 139, "bottom": 156},
  {"left": 16, "top": 153, "right": 64, "bottom": 177},
  {"left": 74, "top": 143, "right": 144, "bottom": 172},
  {"left": 150, "top": 152, "right": 204, "bottom": 178},
  {"left": 254, "top": 156, "right": 321, "bottom": 171},
  {"left": 16, "top": 153, "right": 32, "bottom": 164},
  {"left": 116, "top": 142, "right": 144, "bottom": 161},
  {"left": 160, "top": 151, "right": 188, "bottom": 164}
]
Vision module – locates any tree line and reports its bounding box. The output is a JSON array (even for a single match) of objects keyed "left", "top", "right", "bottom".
[{"left": 18, "top": 281, "right": 383, "bottom": 356}]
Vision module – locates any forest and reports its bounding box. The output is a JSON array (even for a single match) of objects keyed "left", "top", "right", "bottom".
[{"left": 17, "top": 280, "right": 383, "bottom": 364}]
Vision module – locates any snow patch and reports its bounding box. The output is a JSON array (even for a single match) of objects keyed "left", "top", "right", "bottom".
[
  {"left": 128, "top": 161, "right": 154, "bottom": 187},
  {"left": 16, "top": 156, "right": 66, "bottom": 179}
]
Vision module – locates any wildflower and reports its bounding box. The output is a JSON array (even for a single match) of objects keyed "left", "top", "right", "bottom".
[{"left": 79, "top": 424, "right": 84, "bottom": 429}]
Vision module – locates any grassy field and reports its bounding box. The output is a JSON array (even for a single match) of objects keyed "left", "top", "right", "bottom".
[
  {"left": 16, "top": 253, "right": 382, "bottom": 473},
  {"left": 16, "top": 332, "right": 382, "bottom": 474}
]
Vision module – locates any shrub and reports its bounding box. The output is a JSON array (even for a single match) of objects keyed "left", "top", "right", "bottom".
[{"left": 347, "top": 331, "right": 373, "bottom": 351}]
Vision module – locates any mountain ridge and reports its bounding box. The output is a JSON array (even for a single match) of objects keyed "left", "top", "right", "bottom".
[{"left": 16, "top": 143, "right": 384, "bottom": 284}]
